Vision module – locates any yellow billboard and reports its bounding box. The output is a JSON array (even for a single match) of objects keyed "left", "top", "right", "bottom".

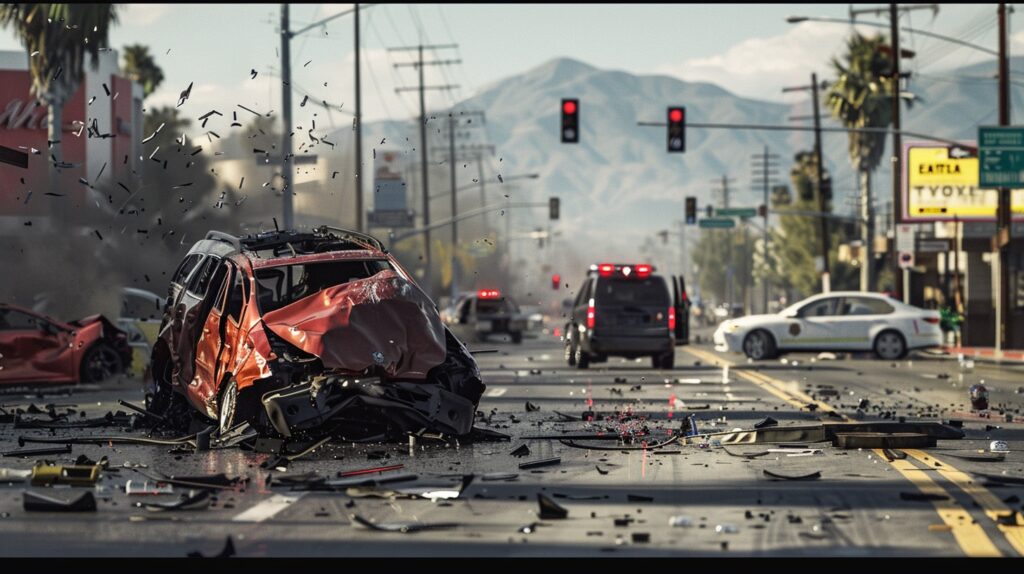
[{"left": 903, "top": 143, "right": 1024, "bottom": 222}]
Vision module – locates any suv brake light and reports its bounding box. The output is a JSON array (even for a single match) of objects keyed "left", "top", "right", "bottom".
[
  {"left": 586, "top": 298, "right": 596, "bottom": 329},
  {"left": 668, "top": 306, "right": 676, "bottom": 331}
]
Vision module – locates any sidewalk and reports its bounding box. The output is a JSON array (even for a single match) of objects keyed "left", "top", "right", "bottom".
[{"left": 922, "top": 345, "right": 1024, "bottom": 365}]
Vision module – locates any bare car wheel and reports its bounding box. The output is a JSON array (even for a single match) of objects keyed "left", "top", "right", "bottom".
[
  {"left": 218, "top": 378, "right": 239, "bottom": 436},
  {"left": 873, "top": 330, "right": 906, "bottom": 360},
  {"left": 565, "top": 332, "right": 577, "bottom": 366},
  {"left": 80, "top": 343, "right": 124, "bottom": 383}
]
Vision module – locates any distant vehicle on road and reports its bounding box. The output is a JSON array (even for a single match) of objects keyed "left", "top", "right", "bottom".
[
  {"left": 0, "top": 303, "right": 132, "bottom": 385},
  {"left": 713, "top": 291, "right": 943, "bottom": 360},
  {"left": 444, "top": 289, "right": 527, "bottom": 344},
  {"left": 564, "top": 263, "right": 689, "bottom": 369}
]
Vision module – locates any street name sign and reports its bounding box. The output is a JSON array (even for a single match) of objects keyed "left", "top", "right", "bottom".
[{"left": 699, "top": 218, "right": 736, "bottom": 229}]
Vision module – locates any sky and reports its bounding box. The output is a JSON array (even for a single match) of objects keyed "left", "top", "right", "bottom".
[{"left": 0, "top": 3, "right": 1016, "bottom": 128}]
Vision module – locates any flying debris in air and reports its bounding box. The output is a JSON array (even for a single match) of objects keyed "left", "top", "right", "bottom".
[{"left": 177, "top": 82, "right": 194, "bottom": 108}]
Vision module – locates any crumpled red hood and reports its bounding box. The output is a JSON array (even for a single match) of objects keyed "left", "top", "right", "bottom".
[{"left": 260, "top": 269, "right": 445, "bottom": 379}]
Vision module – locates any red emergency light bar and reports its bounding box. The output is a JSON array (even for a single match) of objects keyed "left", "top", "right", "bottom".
[
  {"left": 590, "top": 263, "right": 655, "bottom": 278},
  {"left": 477, "top": 289, "right": 501, "bottom": 299}
]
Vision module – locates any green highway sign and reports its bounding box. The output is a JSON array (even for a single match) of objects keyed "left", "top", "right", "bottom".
[
  {"left": 717, "top": 207, "right": 757, "bottom": 218},
  {"left": 979, "top": 126, "right": 1024, "bottom": 188},
  {"left": 699, "top": 218, "right": 736, "bottom": 229}
]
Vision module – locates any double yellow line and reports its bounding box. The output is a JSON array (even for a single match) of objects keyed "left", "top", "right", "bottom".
[{"left": 682, "top": 346, "right": 1020, "bottom": 557}]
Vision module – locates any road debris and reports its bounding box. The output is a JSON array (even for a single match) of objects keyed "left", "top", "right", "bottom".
[
  {"left": 537, "top": 493, "right": 568, "bottom": 519},
  {"left": 23, "top": 490, "right": 97, "bottom": 512},
  {"left": 763, "top": 469, "right": 822, "bottom": 481}
]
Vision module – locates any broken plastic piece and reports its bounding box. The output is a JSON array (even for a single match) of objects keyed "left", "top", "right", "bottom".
[
  {"left": 537, "top": 493, "right": 568, "bottom": 519},
  {"left": 141, "top": 489, "right": 212, "bottom": 512},
  {"left": 510, "top": 444, "right": 530, "bottom": 458}
]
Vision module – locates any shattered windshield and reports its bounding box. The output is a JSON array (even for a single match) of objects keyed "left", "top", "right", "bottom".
[{"left": 254, "top": 260, "right": 393, "bottom": 313}]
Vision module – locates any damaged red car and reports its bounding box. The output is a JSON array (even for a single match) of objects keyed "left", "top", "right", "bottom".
[
  {"left": 0, "top": 304, "right": 132, "bottom": 385},
  {"left": 146, "top": 227, "right": 485, "bottom": 441}
]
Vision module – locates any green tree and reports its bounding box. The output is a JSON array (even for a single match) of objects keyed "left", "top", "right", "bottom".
[
  {"left": 0, "top": 4, "right": 118, "bottom": 182},
  {"left": 122, "top": 43, "right": 164, "bottom": 98},
  {"left": 827, "top": 31, "right": 913, "bottom": 292}
]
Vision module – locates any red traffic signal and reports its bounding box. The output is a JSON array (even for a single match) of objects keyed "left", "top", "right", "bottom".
[
  {"left": 561, "top": 98, "right": 579, "bottom": 143},
  {"left": 667, "top": 106, "right": 685, "bottom": 153},
  {"left": 551, "top": 274, "right": 561, "bottom": 290}
]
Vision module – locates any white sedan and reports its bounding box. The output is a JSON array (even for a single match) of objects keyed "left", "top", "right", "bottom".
[{"left": 713, "top": 292, "right": 943, "bottom": 360}]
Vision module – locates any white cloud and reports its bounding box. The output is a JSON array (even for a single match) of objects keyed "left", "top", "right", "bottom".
[
  {"left": 119, "top": 4, "right": 173, "bottom": 27},
  {"left": 657, "top": 22, "right": 883, "bottom": 104}
]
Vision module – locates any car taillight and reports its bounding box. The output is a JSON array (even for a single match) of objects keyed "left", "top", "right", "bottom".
[
  {"left": 668, "top": 306, "right": 676, "bottom": 331},
  {"left": 597, "top": 264, "right": 614, "bottom": 277},
  {"left": 635, "top": 264, "right": 651, "bottom": 278},
  {"left": 923, "top": 317, "right": 940, "bottom": 324},
  {"left": 586, "top": 298, "right": 595, "bottom": 329}
]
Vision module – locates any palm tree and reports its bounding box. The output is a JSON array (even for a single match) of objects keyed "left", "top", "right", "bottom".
[
  {"left": 826, "top": 31, "right": 912, "bottom": 292},
  {"left": 0, "top": 3, "right": 118, "bottom": 190},
  {"left": 122, "top": 44, "right": 163, "bottom": 98}
]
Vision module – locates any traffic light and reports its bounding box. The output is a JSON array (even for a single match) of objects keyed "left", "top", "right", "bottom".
[
  {"left": 658, "top": 230, "right": 669, "bottom": 245},
  {"left": 551, "top": 274, "right": 560, "bottom": 290},
  {"left": 685, "top": 196, "right": 697, "bottom": 225},
  {"left": 667, "top": 106, "right": 685, "bottom": 152},
  {"left": 705, "top": 205, "right": 713, "bottom": 218},
  {"left": 549, "top": 197, "right": 560, "bottom": 220},
  {"left": 758, "top": 204, "right": 767, "bottom": 218},
  {"left": 561, "top": 99, "right": 579, "bottom": 143}
]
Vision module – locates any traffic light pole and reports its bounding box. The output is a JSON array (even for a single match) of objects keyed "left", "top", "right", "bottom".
[{"left": 996, "top": 2, "right": 1012, "bottom": 350}]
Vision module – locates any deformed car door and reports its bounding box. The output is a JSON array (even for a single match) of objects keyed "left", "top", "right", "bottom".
[
  {"left": 671, "top": 275, "right": 690, "bottom": 345},
  {"left": 173, "top": 256, "right": 224, "bottom": 391},
  {"left": 194, "top": 262, "right": 235, "bottom": 401}
]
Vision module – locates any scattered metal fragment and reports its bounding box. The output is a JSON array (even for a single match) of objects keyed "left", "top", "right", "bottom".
[
  {"left": 537, "top": 493, "right": 568, "bottom": 519},
  {"left": 350, "top": 513, "right": 459, "bottom": 533},
  {"left": 834, "top": 433, "right": 934, "bottom": 449},
  {"left": 23, "top": 490, "right": 96, "bottom": 512},
  {"left": 519, "top": 457, "right": 561, "bottom": 470},
  {"left": 754, "top": 417, "right": 778, "bottom": 429},
  {"left": 338, "top": 464, "right": 404, "bottom": 478},
  {"left": 141, "top": 489, "right": 212, "bottom": 512},
  {"left": 763, "top": 469, "right": 821, "bottom": 481},
  {"left": 510, "top": 444, "right": 531, "bottom": 458},
  {"left": 2, "top": 444, "right": 71, "bottom": 457}
]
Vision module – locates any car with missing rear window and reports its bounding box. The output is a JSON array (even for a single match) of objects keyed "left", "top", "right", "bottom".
[
  {"left": 713, "top": 291, "right": 943, "bottom": 360},
  {"left": 563, "top": 263, "right": 689, "bottom": 369},
  {"left": 146, "top": 227, "right": 485, "bottom": 440}
]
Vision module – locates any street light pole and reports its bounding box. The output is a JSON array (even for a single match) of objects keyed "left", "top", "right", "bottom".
[
  {"left": 354, "top": 3, "right": 363, "bottom": 232},
  {"left": 280, "top": 4, "right": 294, "bottom": 230},
  {"left": 996, "top": 2, "right": 1012, "bottom": 350},
  {"left": 890, "top": 2, "right": 905, "bottom": 301}
]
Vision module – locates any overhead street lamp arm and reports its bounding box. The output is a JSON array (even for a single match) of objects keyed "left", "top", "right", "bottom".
[
  {"left": 786, "top": 15, "right": 997, "bottom": 56},
  {"left": 388, "top": 201, "right": 548, "bottom": 243},
  {"left": 428, "top": 173, "right": 540, "bottom": 201},
  {"left": 290, "top": 4, "right": 375, "bottom": 38}
]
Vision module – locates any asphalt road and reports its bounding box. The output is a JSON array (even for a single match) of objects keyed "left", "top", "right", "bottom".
[{"left": 1, "top": 327, "right": 1023, "bottom": 557}]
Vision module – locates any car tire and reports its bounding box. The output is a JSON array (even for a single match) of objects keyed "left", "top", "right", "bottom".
[
  {"left": 218, "top": 378, "right": 239, "bottom": 436},
  {"left": 575, "top": 345, "right": 590, "bottom": 369},
  {"left": 661, "top": 352, "right": 675, "bottom": 370},
  {"left": 565, "top": 329, "right": 577, "bottom": 367},
  {"left": 80, "top": 343, "right": 125, "bottom": 383},
  {"left": 873, "top": 330, "right": 906, "bottom": 360},
  {"left": 742, "top": 330, "right": 776, "bottom": 361}
]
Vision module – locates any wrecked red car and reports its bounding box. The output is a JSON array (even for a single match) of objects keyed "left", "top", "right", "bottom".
[
  {"left": 0, "top": 304, "right": 132, "bottom": 385},
  {"left": 146, "top": 227, "right": 485, "bottom": 441}
]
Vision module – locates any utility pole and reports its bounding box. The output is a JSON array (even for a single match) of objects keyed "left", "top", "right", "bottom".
[
  {"left": 783, "top": 74, "right": 832, "bottom": 293},
  {"left": 278, "top": 3, "right": 368, "bottom": 231},
  {"left": 280, "top": 4, "right": 294, "bottom": 229},
  {"left": 751, "top": 146, "right": 780, "bottom": 312},
  {"left": 432, "top": 116, "right": 488, "bottom": 299},
  {"left": 890, "top": 2, "right": 904, "bottom": 301},
  {"left": 713, "top": 175, "right": 737, "bottom": 310},
  {"left": 996, "top": 2, "right": 1012, "bottom": 349},
  {"left": 391, "top": 43, "right": 460, "bottom": 297},
  {"left": 354, "top": 3, "right": 363, "bottom": 232}
]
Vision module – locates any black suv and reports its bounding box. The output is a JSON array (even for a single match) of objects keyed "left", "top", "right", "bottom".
[{"left": 564, "top": 263, "right": 689, "bottom": 369}]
